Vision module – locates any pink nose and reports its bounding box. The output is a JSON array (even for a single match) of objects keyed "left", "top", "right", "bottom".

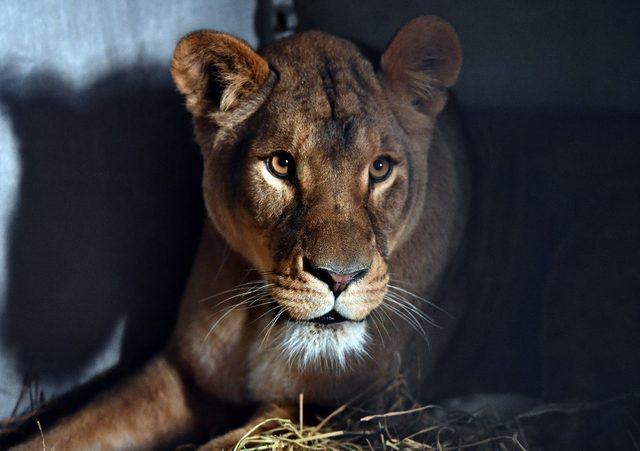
[
  {"left": 326, "top": 271, "right": 359, "bottom": 296},
  {"left": 303, "top": 258, "right": 370, "bottom": 297}
]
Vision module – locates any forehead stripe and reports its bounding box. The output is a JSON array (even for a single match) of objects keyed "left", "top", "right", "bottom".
[{"left": 319, "top": 60, "right": 338, "bottom": 121}]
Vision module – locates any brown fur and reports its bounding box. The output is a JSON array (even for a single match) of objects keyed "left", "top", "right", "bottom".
[{"left": 14, "top": 16, "right": 468, "bottom": 450}]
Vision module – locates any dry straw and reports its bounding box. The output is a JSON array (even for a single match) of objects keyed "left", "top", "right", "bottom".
[{"left": 230, "top": 378, "right": 528, "bottom": 450}]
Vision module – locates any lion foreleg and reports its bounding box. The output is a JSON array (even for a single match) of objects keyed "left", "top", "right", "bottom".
[{"left": 13, "top": 356, "right": 198, "bottom": 450}]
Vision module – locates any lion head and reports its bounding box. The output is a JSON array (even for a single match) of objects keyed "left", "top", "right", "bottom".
[{"left": 171, "top": 16, "right": 461, "bottom": 367}]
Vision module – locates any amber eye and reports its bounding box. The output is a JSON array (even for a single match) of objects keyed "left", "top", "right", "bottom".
[
  {"left": 369, "top": 156, "right": 393, "bottom": 182},
  {"left": 267, "top": 152, "right": 294, "bottom": 178}
]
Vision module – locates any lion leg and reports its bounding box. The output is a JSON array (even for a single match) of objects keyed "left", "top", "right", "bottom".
[
  {"left": 197, "top": 404, "right": 296, "bottom": 451},
  {"left": 13, "top": 356, "right": 199, "bottom": 450}
]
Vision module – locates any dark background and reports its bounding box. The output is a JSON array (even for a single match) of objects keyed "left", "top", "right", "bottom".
[
  {"left": 1, "top": 1, "right": 639, "bottom": 448},
  {"left": 296, "top": 0, "right": 640, "bottom": 402}
]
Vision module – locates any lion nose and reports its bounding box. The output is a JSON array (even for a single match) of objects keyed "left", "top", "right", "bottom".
[
  {"left": 327, "top": 272, "right": 357, "bottom": 295},
  {"left": 304, "top": 259, "right": 369, "bottom": 297}
]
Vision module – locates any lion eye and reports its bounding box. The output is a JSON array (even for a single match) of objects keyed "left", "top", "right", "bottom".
[
  {"left": 369, "top": 156, "right": 393, "bottom": 182},
  {"left": 267, "top": 152, "right": 294, "bottom": 178}
]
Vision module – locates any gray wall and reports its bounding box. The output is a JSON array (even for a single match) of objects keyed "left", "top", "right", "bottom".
[{"left": 0, "top": 0, "right": 258, "bottom": 420}]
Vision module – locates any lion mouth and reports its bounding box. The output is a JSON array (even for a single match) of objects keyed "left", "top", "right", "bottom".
[
  {"left": 308, "top": 309, "right": 349, "bottom": 325},
  {"left": 282, "top": 309, "right": 358, "bottom": 325}
]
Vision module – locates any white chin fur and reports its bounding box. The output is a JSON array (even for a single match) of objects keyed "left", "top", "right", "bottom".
[{"left": 277, "top": 320, "right": 370, "bottom": 370}]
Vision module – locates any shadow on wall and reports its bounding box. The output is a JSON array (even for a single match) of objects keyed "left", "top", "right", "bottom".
[{"left": 0, "top": 66, "right": 203, "bottom": 381}]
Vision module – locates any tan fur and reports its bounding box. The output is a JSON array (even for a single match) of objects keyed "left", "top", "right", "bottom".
[{"left": 14, "top": 16, "right": 468, "bottom": 450}]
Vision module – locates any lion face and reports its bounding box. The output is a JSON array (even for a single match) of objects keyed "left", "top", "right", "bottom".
[{"left": 172, "top": 17, "right": 461, "bottom": 367}]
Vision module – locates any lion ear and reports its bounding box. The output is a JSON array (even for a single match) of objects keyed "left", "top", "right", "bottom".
[
  {"left": 381, "top": 16, "right": 461, "bottom": 128},
  {"left": 171, "top": 30, "right": 275, "bottom": 125}
]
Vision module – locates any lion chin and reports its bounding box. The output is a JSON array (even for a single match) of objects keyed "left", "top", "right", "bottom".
[{"left": 275, "top": 320, "right": 370, "bottom": 370}]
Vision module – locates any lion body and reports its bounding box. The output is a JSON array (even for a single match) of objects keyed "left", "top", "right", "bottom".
[{"left": 15, "top": 17, "right": 469, "bottom": 450}]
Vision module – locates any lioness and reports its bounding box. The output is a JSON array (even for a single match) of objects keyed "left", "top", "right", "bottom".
[{"left": 15, "top": 15, "right": 468, "bottom": 449}]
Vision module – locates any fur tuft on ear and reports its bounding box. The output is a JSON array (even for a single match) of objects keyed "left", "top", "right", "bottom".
[
  {"left": 381, "top": 16, "right": 462, "bottom": 126},
  {"left": 171, "top": 30, "right": 274, "bottom": 125}
]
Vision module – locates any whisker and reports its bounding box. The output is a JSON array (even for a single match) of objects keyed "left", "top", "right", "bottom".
[
  {"left": 201, "top": 286, "right": 273, "bottom": 343},
  {"left": 385, "top": 292, "right": 440, "bottom": 328},
  {"left": 369, "top": 310, "right": 386, "bottom": 346},
  {"left": 202, "top": 302, "right": 244, "bottom": 343},
  {"left": 196, "top": 281, "right": 269, "bottom": 304},
  {"left": 377, "top": 302, "right": 397, "bottom": 329},
  {"left": 384, "top": 299, "right": 428, "bottom": 337},
  {"left": 387, "top": 296, "right": 435, "bottom": 332},
  {"left": 197, "top": 285, "right": 259, "bottom": 303},
  {"left": 381, "top": 299, "right": 431, "bottom": 347},
  {"left": 250, "top": 303, "right": 282, "bottom": 325},
  {"left": 260, "top": 308, "right": 284, "bottom": 349},
  {"left": 373, "top": 308, "right": 391, "bottom": 339},
  {"left": 387, "top": 284, "right": 451, "bottom": 316},
  {"left": 210, "top": 284, "right": 273, "bottom": 306},
  {"left": 206, "top": 292, "right": 273, "bottom": 320},
  {"left": 381, "top": 301, "right": 419, "bottom": 332}
]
